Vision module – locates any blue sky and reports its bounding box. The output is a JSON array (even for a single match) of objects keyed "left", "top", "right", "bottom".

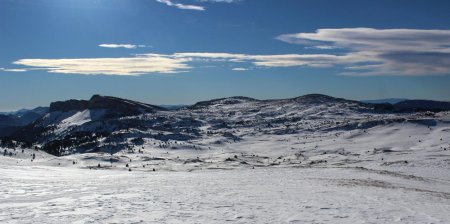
[{"left": 1, "top": 0, "right": 450, "bottom": 111}]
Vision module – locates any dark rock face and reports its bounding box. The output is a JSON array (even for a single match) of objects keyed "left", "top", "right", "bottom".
[
  {"left": 89, "top": 95, "right": 120, "bottom": 109},
  {"left": 49, "top": 100, "right": 89, "bottom": 112},
  {"left": 89, "top": 95, "right": 162, "bottom": 113},
  {"left": 49, "top": 95, "right": 165, "bottom": 116},
  {"left": 88, "top": 95, "right": 166, "bottom": 117}
]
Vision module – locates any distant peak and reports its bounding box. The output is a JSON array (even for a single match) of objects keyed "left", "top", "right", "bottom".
[
  {"left": 90, "top": 94, "right": 103, "bottom": 100},
  {"left": 299, "top": 94, "right": 335, "bottom": 99},
  {"left": 190, "top": 96, "right": 258, "bottom": 109},
  {"left": 291, "top": 94, "right": 350, "bottom": 104}
]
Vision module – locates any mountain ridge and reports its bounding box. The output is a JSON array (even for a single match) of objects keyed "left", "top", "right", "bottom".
[{"left": 1, "top": 93, "right": 450, "bottom": 156}]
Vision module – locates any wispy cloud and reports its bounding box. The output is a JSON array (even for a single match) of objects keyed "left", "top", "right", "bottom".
[
  {"left": 277, "top": 28, "right": 450, "bottom": 76},
  {"left": 99, "top": 44, "right": 147, "bottom": 49},
  {"left": 156, "top": 0, "right": 205, "bottom": 11},
  {"left": 13, "top": 55, "right": 191, "bottom": 76},
  {"left": 171, "top": 52, "right": 363, "bottom": 68},
  {"left": 304, "top": 45, "right": 338, "bottom": 50},
  {"left": 0, "top": 68, "right": 28, "bottom": 72},
  {"left": 156, "top": 0, "right": 241, "bottom": 11}
]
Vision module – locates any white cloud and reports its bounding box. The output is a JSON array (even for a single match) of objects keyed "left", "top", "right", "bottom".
[
  {"left": 13, "top": 52, "right": 360, "bottom": 76},
  {"left": 156, "top": 0, "right": 205, "bottom": 11},
  {"left": 277, "top": 28, "right": 450, "bottom": 76},
  {"left": 98, "top": 44, "right": 148, "bottom": 49},
  {"left": 13, "top": 55, "right": 191, "bottom": 76}
]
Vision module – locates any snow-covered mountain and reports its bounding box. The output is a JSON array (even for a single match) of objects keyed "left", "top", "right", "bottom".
[{"left": 3, "top": 94, "right": 449, "bottom": 159}]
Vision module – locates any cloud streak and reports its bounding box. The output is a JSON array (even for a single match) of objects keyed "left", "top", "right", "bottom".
[
  {"left": 156, "top": 0, "right": 205, "bottom": 11},
  {"left": 0, "top": 68, "right": 28, "bottom": 72},
  {"left": 156, "top": 0, "right": 241, "bottom": 11},
  {"left": 99, "top": 44, "right": 147, "bottom": 49},
  {"left": 232, "top": 67, "right": 248, "bottom": 71}
]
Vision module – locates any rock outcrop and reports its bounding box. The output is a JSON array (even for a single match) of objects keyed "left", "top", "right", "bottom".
[{"left": 49, "top": 95, "right": 165, "bottom": 116}]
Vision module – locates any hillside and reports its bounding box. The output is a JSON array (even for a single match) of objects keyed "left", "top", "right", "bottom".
[{"left": 0, "top": 94, "right": 447, "bottom": 171}]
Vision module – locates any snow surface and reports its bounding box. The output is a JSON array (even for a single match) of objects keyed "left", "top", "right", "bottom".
[{"left": 0, "top": 165, "right": 449, "bottom": 224}]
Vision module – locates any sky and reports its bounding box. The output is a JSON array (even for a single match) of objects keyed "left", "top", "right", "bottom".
[{"left": 1, "top": 0, "right": 450, "bottom": 111}]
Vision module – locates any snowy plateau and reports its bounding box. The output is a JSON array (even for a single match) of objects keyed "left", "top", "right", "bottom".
[{"left": 1, "top": 94, "right": 450, "bottom": 223}]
